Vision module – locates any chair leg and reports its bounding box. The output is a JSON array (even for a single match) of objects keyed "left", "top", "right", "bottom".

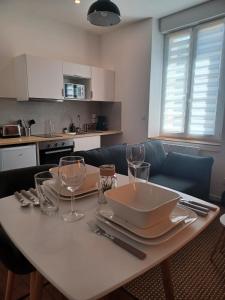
[
  {"left": 30, "top": 271, "right": 44, "bottom": 300},
  {"left": 29, "top": 272, "right": 36, "bottom": 298},
  {"left": 4, "top": 270, "right": 15, "bottom": 300}
]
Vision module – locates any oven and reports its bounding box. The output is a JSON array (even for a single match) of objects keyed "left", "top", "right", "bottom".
[{"left": 38, "top": 139, "right": 74, "bottom": 165}]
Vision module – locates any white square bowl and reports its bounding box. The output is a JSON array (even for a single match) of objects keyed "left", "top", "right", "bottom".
[{"left": 104, "top": 182, "right": 180, "bottom": 228}]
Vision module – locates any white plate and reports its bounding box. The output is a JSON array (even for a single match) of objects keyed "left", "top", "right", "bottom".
[
  {"left": 44, "top": 180, "right": 98, "bottom": 200},
  {"left": 96, "top": 206, "right": 197, "bottom": 245},
  {"left": 98, "top": 206, "right": 190, "bottom": 239}
]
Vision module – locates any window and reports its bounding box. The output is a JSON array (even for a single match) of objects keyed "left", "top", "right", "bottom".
[{"left": 161, "top": 19, "right": 225, "bottom": 139}]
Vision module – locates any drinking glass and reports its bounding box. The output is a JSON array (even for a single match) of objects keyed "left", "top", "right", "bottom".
[
  {"left": 35, "top": 171, "right": 59, "bottom": 216},
  {"left": 59, "top": 156, "right": 86, "bottom": 222},
  {"left": 126, "top": 143, "right": 145, "bottom": 181},
  {"left": 128, "top": 162, "right": 150, "bottom": 183}
]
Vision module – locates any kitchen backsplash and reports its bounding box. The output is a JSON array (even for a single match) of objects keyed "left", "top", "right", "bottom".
[
  {"left": 0, "top": 99, "right": 121, "bottom": 134},
  {"left": 0, "top": 99, "right": 100, "bottom": 134}
]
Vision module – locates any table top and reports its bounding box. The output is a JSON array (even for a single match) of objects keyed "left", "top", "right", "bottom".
[{"left": 0, "top": 174, "right": 219, "bottom": 300}]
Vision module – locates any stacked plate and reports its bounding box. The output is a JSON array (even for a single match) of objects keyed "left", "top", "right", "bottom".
[
  {"left": 96, "top": 182, "right": 197, "bottom": 245},
  {"left": 47, "top": 164, "right": 99, "bottom": 200}
]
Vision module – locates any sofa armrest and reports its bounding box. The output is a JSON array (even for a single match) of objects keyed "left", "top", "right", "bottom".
[{"left": 160, "top": 152, "right": 214, "bottom": 185}]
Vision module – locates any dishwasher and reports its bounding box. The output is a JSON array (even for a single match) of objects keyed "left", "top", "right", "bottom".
[{"left": 0, "top": 144, "right": 37, "bottom": 171}]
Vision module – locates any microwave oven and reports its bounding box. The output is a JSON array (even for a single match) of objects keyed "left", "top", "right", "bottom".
[{"left": 64, "top": 83, "right": 85, "bottom": 99}]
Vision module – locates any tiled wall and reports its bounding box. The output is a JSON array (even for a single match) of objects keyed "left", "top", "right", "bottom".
[{"left": 0, "top": 99, "right": 100, "bottom": 134}]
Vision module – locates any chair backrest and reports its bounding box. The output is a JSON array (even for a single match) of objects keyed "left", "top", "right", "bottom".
[{"left": 0, "top": 164, "right": 57, "bottom": 198}]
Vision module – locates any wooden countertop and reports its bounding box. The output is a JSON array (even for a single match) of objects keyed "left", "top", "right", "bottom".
[{"left": 0, "top": 130, "right": 122, "bottom": 146}]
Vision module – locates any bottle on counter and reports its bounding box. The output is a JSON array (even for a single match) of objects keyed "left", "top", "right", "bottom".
[{"left": 69, "top": 122, "right": 76, "bottom": 132}]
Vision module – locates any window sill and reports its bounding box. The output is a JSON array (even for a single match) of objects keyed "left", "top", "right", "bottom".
[{"left": 148, "top": 136, "right": 222, "bottom": 152}]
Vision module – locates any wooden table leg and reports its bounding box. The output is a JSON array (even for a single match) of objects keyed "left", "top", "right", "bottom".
[
  {"left": 4, "top": 270, "right": 15, "bottom": 300},
  {"left": 161, "top": 259, "right": 174, "bottom": 300},
  {"left": 30, "top": 271, "right": 44, "bottom": 300}
]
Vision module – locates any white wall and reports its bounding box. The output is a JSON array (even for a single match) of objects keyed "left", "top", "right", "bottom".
[
  {"left": 100, "top": 19, "right": 152, "bottom": 144},
  {"left": 0, "top": 4, "right": 102, "bottom": 132},
  {"left": 0, "top": 8, "right": 101, "bottom": 98}
]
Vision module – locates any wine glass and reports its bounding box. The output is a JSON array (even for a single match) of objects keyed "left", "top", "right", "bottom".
[
  {"left": 59, "top": 156, "right": 86, "bottom": 222},
  {"left": 126, "top": 143, "right": 145, "bottom": 181}
]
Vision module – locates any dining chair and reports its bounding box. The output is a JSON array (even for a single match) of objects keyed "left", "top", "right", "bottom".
[{"left": 0, "top": 164, "right": 56, "bottom": 300}]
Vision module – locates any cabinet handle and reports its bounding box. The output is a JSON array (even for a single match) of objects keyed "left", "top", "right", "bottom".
[
  {"left": 62, "top": 88, "right": 64, "bottom": 97},
  {"left": 90, "top": 91, "right": 93, "bottom": 99}
]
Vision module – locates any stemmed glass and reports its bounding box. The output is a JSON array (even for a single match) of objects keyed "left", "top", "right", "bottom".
[
  {"left": 59, "top": 156, "right": 86, "bottom": 222},
  {"left": 126, "top": 143, "right": 145, "bottom": 182}
]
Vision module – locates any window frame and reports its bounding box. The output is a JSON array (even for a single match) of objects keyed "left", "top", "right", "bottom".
[{"left": 160, "top": 18, "right": 225, "bottom": 141}]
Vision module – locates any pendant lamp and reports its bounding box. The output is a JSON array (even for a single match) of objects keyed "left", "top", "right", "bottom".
[{"left": 87, "top": 0, "right": 121, "bottom": 27}]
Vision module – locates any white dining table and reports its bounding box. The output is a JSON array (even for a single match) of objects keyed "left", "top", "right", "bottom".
[{"left": 0, "top": 173, "right": 220, "bottom": 300}]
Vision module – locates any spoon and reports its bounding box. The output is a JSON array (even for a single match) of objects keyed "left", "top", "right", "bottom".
[
  {"left": 14, "top": 192, "right": 31, "bottom": 208},
  {"left": 20, "top": 190, "right": 40, "bottom": 207}
]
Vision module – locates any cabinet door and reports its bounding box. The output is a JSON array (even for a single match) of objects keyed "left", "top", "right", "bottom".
[
  {"left": 63, "top": 62, "right": 91, "bottom": 78},
  {"left": 27, "top": 56, "right": 63, "bottom": 99},
  {"left": 91, "top": 67, "right": 115, "bottom": 101},
  {"left": 74, "top": 136, "right": 100, "bottom": 151},
  {"left": 0, "top": 145, "right": 37, "bottom": 171}
]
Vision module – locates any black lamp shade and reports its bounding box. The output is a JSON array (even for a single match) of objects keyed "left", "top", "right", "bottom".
[{"left": 87, "top": 0, "right": 121, "bottom": 27}]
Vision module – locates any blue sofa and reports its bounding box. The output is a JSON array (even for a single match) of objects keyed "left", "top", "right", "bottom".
[{"left": 74, "top": 140, "right": 214, "bottom": 200}]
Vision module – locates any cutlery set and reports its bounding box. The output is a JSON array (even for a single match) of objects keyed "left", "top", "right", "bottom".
[
  {"left": 14, "top": 188, "right": 40, "bottom": 207},
  {"left": 178, "top": 198, "right": 216, "bottom": 216}
]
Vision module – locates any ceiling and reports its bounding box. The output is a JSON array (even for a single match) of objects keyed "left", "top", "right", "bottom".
[{"left": 1, "top": 0, "right": 209, "bottom": 34}]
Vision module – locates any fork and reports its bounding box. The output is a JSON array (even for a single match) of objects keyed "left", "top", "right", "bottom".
[
  {"left": 14, "top": 192, "right": 31, "bottom": 208},
  {"left": 88, "top": 220, "right": 146, "bottom": 260}
]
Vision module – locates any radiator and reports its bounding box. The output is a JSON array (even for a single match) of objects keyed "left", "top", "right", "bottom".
[{"left": 162, "top": 142, "right": 200, "bottom": 156}]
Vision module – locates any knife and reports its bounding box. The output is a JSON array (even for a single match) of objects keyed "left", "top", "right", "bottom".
[
  {"left": 178, "top": 203, "right": 208, "bottom": 217},
  {"left": 186, "top": 200, "right": 217, "bottom": 211},
  {"left": 29, "top": 188, "right": 38, "bottom": 198},
  {"left": 88, "top": 221, "right": 147, "bottom": 260},
  {"left": 179, "top": 200, "right": 209, "bottom": 213}
]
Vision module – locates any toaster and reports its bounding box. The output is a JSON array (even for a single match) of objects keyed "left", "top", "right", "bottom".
[{"left": 0, "top": 125, "right": 21, "bottom": 137}]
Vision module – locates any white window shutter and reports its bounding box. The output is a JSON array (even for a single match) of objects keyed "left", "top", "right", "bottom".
[
  {"left": 162, "top": 31, "right": 191, "bottom": 133},
  {"left": 188, "top": 22, "right": 225, "bottom": 136}
]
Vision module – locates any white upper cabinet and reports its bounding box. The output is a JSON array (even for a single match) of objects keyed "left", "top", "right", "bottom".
[
  {"left": 13, "top": 55, "right": 115, "bottom": 102},
  {"left": 14, "top": 55, "right": 63, "bottom": 101},
  {"left": 63, "top": 62, "right": 91, "bottom": 78},
  {"left": 91, "top": 67, "right": 115, "bottom": 101}
]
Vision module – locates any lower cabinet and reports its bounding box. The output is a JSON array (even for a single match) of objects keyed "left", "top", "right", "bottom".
[
  {"left": 0, "top": 144, "right": 37, "bottom": 171},
  {"left": 74, "top": 136, "right": 100, "bottom": 152}
]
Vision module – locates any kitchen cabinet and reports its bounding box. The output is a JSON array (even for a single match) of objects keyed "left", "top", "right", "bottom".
[
  {"left": 63, "top": 62, "right": 91, "bottom": 78},
  {"left": 74, "top": 136, "right": 100, "bottom": 151},
  {"left": 14, "top": 55, "right": 63, "bottom": 101},
  {"left": 13, "top": 54, "right": 115, "bottom": 102},
  {"left": 91, "top": 67, "right": 115, "bottom": 101},
  {"left": 0, "top": 144, "right": 37, "bottom": 171}
]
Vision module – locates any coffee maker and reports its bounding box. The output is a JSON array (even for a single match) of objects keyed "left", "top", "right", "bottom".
[{"left": 96, "top": 116, "right": 108, "bottom": 131}]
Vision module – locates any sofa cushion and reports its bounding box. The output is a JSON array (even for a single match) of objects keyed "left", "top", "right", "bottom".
[
  {"left": 144, "top": 140, "right": 166, "bottom": 175},
  {"left": 74, "top": 144, "right": 128, "bottom": 175},
  {"left": 149, "top": 174, "right": 197, "bottom": 195},
  {"left": 160, "top": 152, "right": 214, "bottom": 183}
]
